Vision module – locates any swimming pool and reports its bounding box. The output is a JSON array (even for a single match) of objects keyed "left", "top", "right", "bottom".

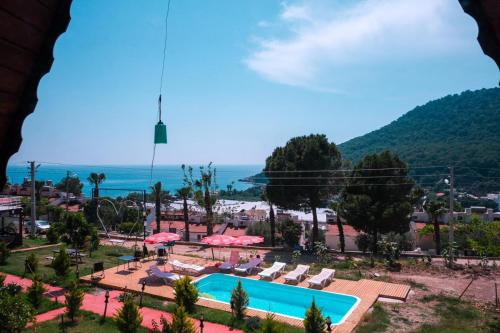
[{"left": 195, "top": 273, "right": 359, "bottom": 324}]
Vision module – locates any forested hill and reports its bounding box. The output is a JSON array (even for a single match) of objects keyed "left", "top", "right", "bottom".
[{"left": 339, "top": 88, "right": 500, "bottom": 194}]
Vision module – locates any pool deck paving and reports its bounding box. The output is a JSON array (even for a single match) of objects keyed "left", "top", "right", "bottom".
[
  {"left": 3, "top": 273, "right": 240, "bottom": 333},
  {"left": 80, "top": 253, "right": 410, "bottom": 333}
]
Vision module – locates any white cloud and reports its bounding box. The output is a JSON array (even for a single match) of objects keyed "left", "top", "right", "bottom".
[{"left": 245, "top": 0, "right": 471, "bottom": 92}]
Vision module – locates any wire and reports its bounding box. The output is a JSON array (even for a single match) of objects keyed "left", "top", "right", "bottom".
[
  {"left": 150, "top": 0, "right": 172, "bottom": 186},
  {"left": 159, "top": 0, "right": 171, "bottom": 96}
]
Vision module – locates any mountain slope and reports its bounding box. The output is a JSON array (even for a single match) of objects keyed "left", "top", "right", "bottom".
[{"left": 338, "top": 88, "right": 500, "bottom": 194}]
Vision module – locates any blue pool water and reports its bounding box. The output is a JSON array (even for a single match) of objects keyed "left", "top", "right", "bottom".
[{"left": 195, "top": 273, "right": 359, "bottom": 324}]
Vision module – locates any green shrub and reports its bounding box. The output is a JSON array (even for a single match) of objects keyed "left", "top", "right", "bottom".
[
  {"left": 46, "top": 225, "right": 60, "bottom": 244},
  {"left": 230, "top": 280, "right": 249, "bottom": 322},
  {"left": 25, "top": 252, "right": 39, "bottom": 274},
  {"left": 65, "top": 280, "right": 84, "bottom": 322},
  {"left": 246, "top": 221, "right": 272, "bottom": 245},
  {"left": 0, "top": 291, "right": 35, "bottom": 332},
  {"left": 171, "top": 305, "right": 195, "bottom": 333},
  {"left": 119, "top": 222, "right": 141, "bottom": 235},
  {"left": 52, "top": 245, "right": 71, "bottom": 276},
  {"left": 258, "top": 313, "right": 284, "bottom": 333},
  {"left": 114, "top": 293, "right": 143, "bottom": 333},
  {"left": 304, "top": 298, "right": 325, "bottom": 333},
  {"left": 245, "top": 316, "right": 262, "bottom": 331},
  {"left": 0, "top": 241, "right": 10, "bottom": 265},
  {"left": 278, "top": 219, "right": 302, "bottom": 248},
  {"left": 173, "top": 276, "right": 199, "bottom": 313},
  {"left": 0, "top": 273, "right": 5, "bottom": 287},
  {"left": 27, "top": 274, "right": 46, "bottom": 308},
  {"left": 355, "top": 234, "right": 371, "bottom": 253}
]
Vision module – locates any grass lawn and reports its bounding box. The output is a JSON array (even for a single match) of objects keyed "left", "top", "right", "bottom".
[
  {"left": 138, "top": 294, "right": 303, "bottom": 333},
  {"left": 413, "top": 295, "right": 499, "bottom": 333},
  {"left": 0, "top": 244, "right": 133, "bottom": 287},
  {"left": 355, "top": 303, "right": 390, "bottom": 333},
  {"left": 15, "top": 237, "right": 52, "bottom": 249},
  {"left": 20, "top": 293, "right": 65, "bottom": 315},
  {"left": 25, "top": 310, "right": 148, "bottom": 333}
]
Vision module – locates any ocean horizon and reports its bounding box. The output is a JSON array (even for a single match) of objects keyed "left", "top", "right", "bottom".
[{"left": 6, "top": 164, "right": 263, "bottom": 197}]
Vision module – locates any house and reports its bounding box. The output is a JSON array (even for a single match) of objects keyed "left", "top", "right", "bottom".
[
  {"left": 159, "top": 220, "right": 223, "bottom": 242},
  {"left": 325, "top": 224, "right": 360, "bottom": 252}
]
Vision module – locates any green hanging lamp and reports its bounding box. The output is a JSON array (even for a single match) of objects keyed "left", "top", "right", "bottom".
[{"left": 154, "top": 94, "right": 167, "bottom": 144}]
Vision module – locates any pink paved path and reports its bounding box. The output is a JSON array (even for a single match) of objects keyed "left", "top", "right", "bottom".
[{"left": 4, "top": 274, "right": 241, "bottom": 333}]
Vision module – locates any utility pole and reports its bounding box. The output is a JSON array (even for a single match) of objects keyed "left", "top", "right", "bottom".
[
  {"left": 449, "top": 166, "right": 455, "bottom": 263},
  {"left": 29, "top": 161, "right": 36, "bottom": 236}
]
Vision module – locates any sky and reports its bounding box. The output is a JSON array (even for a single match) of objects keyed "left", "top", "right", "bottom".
[{"left": 9, "top": 0, "right": 498, "bottom": 166}]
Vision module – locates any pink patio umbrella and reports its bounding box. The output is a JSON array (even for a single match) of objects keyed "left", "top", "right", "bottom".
[
  {"left": 233, "top": 235, "right": 264, "bottom": 246},
  {"left": 201, "top": 235, "right": 238, "bottom": 260},
  {"left": 144, "top": 232, "right": 181, "bottom": 244},
  {"left": 233, "top": 235, "right": 264, "bottom": 258}
]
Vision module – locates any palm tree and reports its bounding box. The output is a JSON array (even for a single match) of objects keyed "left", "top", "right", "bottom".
[
  {"left": 330, "top": 202, "right": 345, "bottom": 253},
  {"left": 176, "top": 187, "right": 191, "bottom": 241},
  {"left": 87, "top": 172, "right": 106, "bottom": 198},
  {"left": 152, "top": 182, "right": 162, "bottom": 234},
  {"left": 424, "top": 198, "right": 446, "bottom": 255}
]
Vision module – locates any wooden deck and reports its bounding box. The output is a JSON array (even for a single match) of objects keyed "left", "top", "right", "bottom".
[{"left": 80, "top": 254, "right": 410, "bottom": 333}]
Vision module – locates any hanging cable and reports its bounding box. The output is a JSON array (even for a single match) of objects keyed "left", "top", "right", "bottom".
[{"left": 150, "top": 0, "right": 172, "bottom": 186}]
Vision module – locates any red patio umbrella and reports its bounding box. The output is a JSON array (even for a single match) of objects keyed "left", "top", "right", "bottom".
[
  {"left": 201, "top": 235, "right": 238, "bottom": 260},
  {"left": 144, "top": 232, "right": 181, "bottom": 244}
]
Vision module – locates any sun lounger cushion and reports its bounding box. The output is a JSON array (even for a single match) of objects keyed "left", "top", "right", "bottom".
[
  {"left": 234, "top": 258, "right": 262, "bottom": 274},
  {"left": 258, "top": 262, "right": 286, "bottom": 279},
  {"left": 307, "top": 268, "right": 335, "bottom": 287},
  {"left": 284, "top": 264, "right": 310, "bottom": 282}
]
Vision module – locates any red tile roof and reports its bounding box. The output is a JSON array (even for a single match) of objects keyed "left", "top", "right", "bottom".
[
  {"left": 325, "top": 224, "right": 359, "bottom": 237},
  {"left": 223, "top": 227, "right": 248, "bottom": 237},
  {"left": 159, "top": 220, "right": 222, "bottom": 234}
]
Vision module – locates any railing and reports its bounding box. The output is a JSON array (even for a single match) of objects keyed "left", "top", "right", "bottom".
[{"left": 0, "top": 195, "right": 22, "bottom": 210}]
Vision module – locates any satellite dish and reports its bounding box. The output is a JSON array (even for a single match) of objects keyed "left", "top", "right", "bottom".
[{"left": 444, "top": 179, "right": 450, "bottom": 185}]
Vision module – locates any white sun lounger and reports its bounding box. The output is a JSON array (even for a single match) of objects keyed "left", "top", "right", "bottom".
[
  {"left": 283, "top": 264, "right": 310, "bottom": 283},
  {"left": 170, "top": 259, "right": 205, "bottom": 275},
  {"left": 258, "top": 262, "right": 286, "bottom": 280},
  {"left": 307, "top": 268, "right": 335, "bottom": 288}
]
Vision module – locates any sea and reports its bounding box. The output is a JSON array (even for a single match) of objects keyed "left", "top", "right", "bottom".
[{"left": 6, "top": 164, "right": 263, "bottom": 198}]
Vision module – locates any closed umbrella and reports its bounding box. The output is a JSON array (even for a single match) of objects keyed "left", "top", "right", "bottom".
[{"left": 201, "top": 235, "right": 237, "bottom": 260}]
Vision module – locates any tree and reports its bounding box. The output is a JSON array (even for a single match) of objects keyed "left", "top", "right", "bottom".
[
  {"left": 152, "top": 182, "right": 163, "bottom": 233},
  {"left": 0, "top": 241, "right": 10, "bottom": 265},
  {"left": 115, "top": 293, "right": 143, "bottom": 333},
  {"left": 56, "top": 176, "right": 83, "bottom": 196},
  {"left": 423, "top": 196, "right": 446, "bottom": 255},
  {"left": 258, "top": 313, "right": 284, "bottom": 333},
  {"left": 278, "top": 219, "right": 302, "bottom": 248},
  {"left": 52, "top": 245, "right": 71, "bottom": 276},
  {"left": 330, "top": 202, "right": 345, "bottom": 253},
  {"left": 0, "top": 290, "right": 34, "bottom": 332},
  {"left": 27, "top": 274, "right": 46, "bottom": 308},
  {"left": 341, "top": 151, "right": 415, "bottom": 253},
  {"left": 183, "top": 164, "right": 217, "bottom": 236},
  {"left": 173, "top": 276, "right": 199, "bottom": 313},
  {"left": 34, "top": 180, "right": 45, "bottom": 202},
  {"left": 176, "top": 187, "right": 192, "bottom": 241},
  {"left": 60, "top": 212, "right": 95, "bottom": 249},
  {"left": 303, "top": 298, "right": 325, "bottom": 333},
  {"left": 87, "top": 172, "right": 106, "bottom": 198},
  {"left": 230, "top": 280, "right": 249, "bottom": 322},
  {"left": 65, "top": 280, "right": 84, "bottom": 322},
  {"left": 264, "top": 134, "right": 342, "bottom": 244},
  {"left": 262, "top": 188, "right": 276, "bottom": 247},
  {"left": 171, "top": 305, "right": 195, "bottom": 333}
]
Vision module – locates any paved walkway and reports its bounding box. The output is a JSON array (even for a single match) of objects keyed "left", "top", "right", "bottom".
[{"left": 3, "top": 273, "right": 240, "bottom": 333}]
